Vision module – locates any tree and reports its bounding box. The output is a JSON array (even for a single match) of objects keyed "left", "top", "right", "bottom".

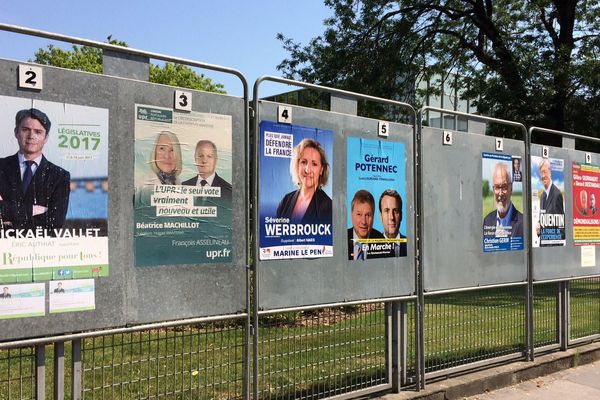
[
  {"left": 33, "top": 37, "right": 226, "bottom": 94},
  {"left": 278, "top": 0, "right": 600, "bottom": 142}
]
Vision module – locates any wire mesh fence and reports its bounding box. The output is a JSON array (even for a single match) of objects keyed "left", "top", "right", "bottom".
[
  {"left": 0, "top": 346, "right": 36, "bottom": 400},
  {"left": 423, "top": 286, "right": 527, "bottom": 374},
  {"left": 255, "top": 303, "right": 389, "bottom": 399},
  {"left": 81, "top": 319, "right": 246, "bottom": 400},
  {"left": 570, "top": 277, "right": 600, "bottom": 341},
  {"left": 0, "top": 282, "right": 598, "bottom": 400},
  {"left": 533, "top": 282, "right": 559, "bottom": 348}
]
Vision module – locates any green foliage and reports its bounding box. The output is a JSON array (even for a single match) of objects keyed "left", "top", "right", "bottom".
[
  {"left": 278, "top": 0, "right": 600, "bottom": 140},
  {"left": 482, "top": 179, "right": 490, "bottom": 198},
  {"left": 149, "top": 63, "right": 225, "bottom": 93},
  {"left": 32, "top": 36, "right": 225, "bottom": 93}
]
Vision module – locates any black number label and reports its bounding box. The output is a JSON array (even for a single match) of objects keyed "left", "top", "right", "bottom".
[
  {"left": 179, "top": 94, "right": 188, "bottom": 108},
  {"left": 281, "top": 109, "right": 289, "bottom": 120},
  {"left": 24, "top": 70, "right": 37, "bottom": 86}
]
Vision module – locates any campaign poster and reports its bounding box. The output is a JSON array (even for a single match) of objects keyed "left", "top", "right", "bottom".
[
  {"left": 572, "top": 162, "right": 600, "bottom": 245},
  {"left": 258, "top": 121, "right": 333, "bottom": 260},
  {"left": 347, "top": 137, "right": 407, "bottom": 261},
  {"left": 0, "top": 95, "right": 109, "bottom": 283},
  {"left": 0, "top": 283, "right": 45, "bottom": 320},
  {"left": 531, "top": 156, "right": 565, "bottom": 247},
  {"left": 134, "top": 105, "right": 232, "bottom": 266},
  {"left": 49, "top": 279, "right": 95, "bottom": 313},
  {"left": 482, "top": 152, "right": 524, "bottom": 252}
]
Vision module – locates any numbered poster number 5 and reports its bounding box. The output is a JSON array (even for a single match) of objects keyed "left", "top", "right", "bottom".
[{"left": 19, "top": 65, "right": 43, "bottom": 90}]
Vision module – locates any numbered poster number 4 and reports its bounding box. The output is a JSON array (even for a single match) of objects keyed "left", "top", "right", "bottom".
[{"left": 18, "top": 65, "right": 43, "bottom": 90}]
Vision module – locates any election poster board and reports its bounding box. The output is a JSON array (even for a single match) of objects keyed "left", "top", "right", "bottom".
[
  {"left": 482, "top": 152, "right": 524, "bottom": 252},
  {"left": 347, "top": 137, "right": 407, "bottom": 260},
  {"left": 133, "top": 104, "right": 233, "bottom": 266},
  {"left": 0, "top": 95, "right": 109, "bottom": 283},
  {"left": 572, "top": 162, "right": 600, "bottom": 245},
  {"left": 258, "top": 120, "right": 333, "bottom": 260},
  {"left": 531, "top": 156, "right": 565, "bottom": 247}
]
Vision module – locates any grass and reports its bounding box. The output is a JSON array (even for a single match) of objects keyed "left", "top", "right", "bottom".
[{"left": 0, "top": 280, "right": 598, "bottom": 399}]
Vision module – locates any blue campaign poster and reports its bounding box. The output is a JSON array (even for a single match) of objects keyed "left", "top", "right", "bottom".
[
  {"left": 346, "top": 137, "right": 407, "bottom": 261},
  {"left": 259, "top": 121, "right": 333, "bottom": 260},
  {"left": 482, "top": 152, "right": 524, "bottom": 252}
]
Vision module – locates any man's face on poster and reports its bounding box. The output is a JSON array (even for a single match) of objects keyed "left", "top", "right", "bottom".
[
  {"left": 513, "top": 158, "right": 520, "bottom": 172},
  {"left": 493, "top": 165, "right": 512, "bottom": 218},
  {"left": 195, "top": 144, "right": 216, "bottom": 179},
  {"left": 590, "top": 194, "right": 596, "bottom": 209},
  {"left": 352, "top": 201, "right": 374, "bottom": 239},
  {"left": 581, "top": 190, "right": 588, "bottom": 210},
  {"left": 540, "top": 161, "right": 552, "bottom": 190},
  {"left": 15, "top": 117, "right": 48, "bottom": 159},
  {"left": 379, "top": 195, "right": 401, "bottom": 238}
]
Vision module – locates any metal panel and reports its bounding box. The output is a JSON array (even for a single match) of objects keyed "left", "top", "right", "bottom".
[
  {"left": 532, "top": 144, "right": 600, "bottom": 280},
  {"left": 0, "top": 58, "right": 246, "bottom": 341},
  {"left": 422, "top": 126, "right": 527, "bottom": 291},
  {"left": 257, "top": 101, "right": 415, "bottom": 309}
]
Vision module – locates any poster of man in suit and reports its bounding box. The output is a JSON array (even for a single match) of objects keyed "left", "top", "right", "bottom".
[
  {"left": 531, "top": 156, "right": 565, "bottom": 247},
  {"left": 0, "top": 95, "right": 109, "bottom": 282},
  {"left": 482, "top": 152, "right": 524, "bottom": 252}
]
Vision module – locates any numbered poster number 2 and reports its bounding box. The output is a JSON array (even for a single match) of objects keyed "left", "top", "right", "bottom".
[{"left": 18, "top": 65, "right": 43, "bottom": 90}]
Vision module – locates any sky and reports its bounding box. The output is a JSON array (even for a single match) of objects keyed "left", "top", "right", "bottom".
[{"left": 0, "top": 1, "right": 333, "bottom": 97}]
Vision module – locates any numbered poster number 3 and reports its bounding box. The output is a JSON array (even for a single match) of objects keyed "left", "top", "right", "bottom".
[{"left": 18, "top": 65, "right": 43, "bottom": 90}]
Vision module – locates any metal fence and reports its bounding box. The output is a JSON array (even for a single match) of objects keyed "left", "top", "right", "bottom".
[{"left": 0, "top": 285, "right": 599, "bottom": 399}]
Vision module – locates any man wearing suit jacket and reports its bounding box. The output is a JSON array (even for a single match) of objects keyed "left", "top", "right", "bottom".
[
  {"left": 379, "top": 189, "right": 407, "bottom": 257},
  {"left": 182, "top": 140, "right": 231, "bottom": 200},
  {"left": 483, "top": 162, "right": 523, "bottom": 238},
  {"left": 347, "top": 190, "right": 385, "bottom": 260},
  {"left": 0, "top": 108, "right": 70, "bottom": 232},
  {"left": 536, "top": 158, "right": 565, "bottom": 244}
]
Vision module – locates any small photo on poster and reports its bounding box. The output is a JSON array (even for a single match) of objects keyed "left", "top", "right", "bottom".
[
  {"left": 482, "top": 152, "right": 524, "bottom": 252},
  {"left": 531, "top": 156, "right": 565, "bottom": 247},
  {"left": 347, "top": 137, "right": 407, "bottom": 261},
  {"left": 572, "top": 162, "right": 600, "bottom": 246},
  {"left": 0, "top": 283, "right": 45, "bottom": 320},
  {"left": 49, "top": 279, "right": 95, "bottom": 313},
  {"left": 512, "top": 156, "right": 522, "bottom": 182},
  {"left": 259, "top": 121, "right": 333, "bottom": 260}
]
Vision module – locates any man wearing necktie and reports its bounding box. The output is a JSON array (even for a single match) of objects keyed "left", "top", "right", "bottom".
[
  {"left": 378, "top": 189, "right": 407, "bottom": 257},
  {"left": 535, "top": 158, "right": 565, "bottom": 245},
  {"left": 0, "top": 108, "right": 70, "bottom": 232},
  {"left": 182, "top": 140, "right": 232, "bottom": 201},
  {"left": 347, "top": 190, "right": 384, "bottom": 260}
]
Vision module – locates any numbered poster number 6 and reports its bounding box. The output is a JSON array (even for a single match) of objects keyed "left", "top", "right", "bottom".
[{"left": 18, "top": 65, "right": 43, "bottom": 90}]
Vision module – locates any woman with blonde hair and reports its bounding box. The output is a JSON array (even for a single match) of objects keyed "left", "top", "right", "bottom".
[
  {"left": 148, "top": 131, "right": 182, "bottom": 185},
  {"left": 276, "top": 138, "right": 332, "bottom": 223}
]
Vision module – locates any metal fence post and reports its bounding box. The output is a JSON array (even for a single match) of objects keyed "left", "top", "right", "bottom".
[
  {"left": 53, "top": 342, "right": 64, "bottom": 400},
  {"left": 560, "top": 281, "right": 570, "bottom": 350},
  {"left": 391, "top": 300, "right": 407, "bottom": 392},
  {"left": 35, "top": 345, "right": 45, "bottom": 400},
  {"left": 71, "top": 339, "right": 82, "bottom": 400}
]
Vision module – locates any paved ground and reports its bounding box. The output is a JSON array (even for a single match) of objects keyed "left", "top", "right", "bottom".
[
  {"left": 464, "top": 361, "right": 600, "bottom": 399},
  {"left": 375, "top": 342, "right": 600, "bottom": 400}
]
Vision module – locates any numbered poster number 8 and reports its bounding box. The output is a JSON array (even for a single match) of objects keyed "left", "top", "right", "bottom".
[{"left": 18, "top": 65, "right": 43, "bottom": 90}]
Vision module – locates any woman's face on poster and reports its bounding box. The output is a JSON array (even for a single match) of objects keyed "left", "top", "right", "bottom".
[
  {"left": 154, "top": 134, "right": 176, "bottom": 174},
  {"left": 297, "top": 146, "right": 323, "bottom": 191}
]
